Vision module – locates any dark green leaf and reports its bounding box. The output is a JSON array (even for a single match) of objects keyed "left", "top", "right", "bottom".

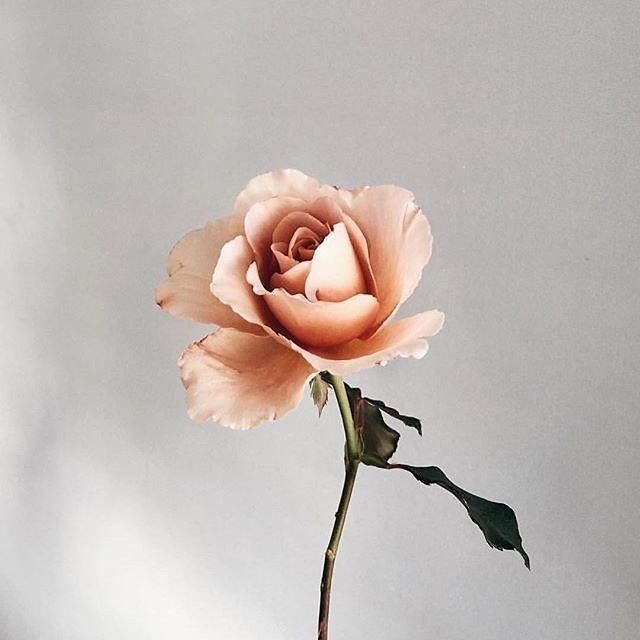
[
  {"left": 341, "top": 382, "right": 422, "bottom": 435},
  {"left": 309, "top": 374, "right": 329, "bottom": 416},
  {"left": 345, "top": 385, "right": 400, "bottom": 468},
  {"left": 364, "top": 397, "right": 422, "bottom": 435},
  {"left": 393, "top": 464, "right": 530, "bottom": 569}
]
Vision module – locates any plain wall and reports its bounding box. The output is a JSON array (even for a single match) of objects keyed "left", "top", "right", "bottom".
[{"left": 2, "top": 2, "right": 639, "bottom": 638}]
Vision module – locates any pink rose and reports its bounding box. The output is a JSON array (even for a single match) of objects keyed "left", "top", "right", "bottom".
[{"left": 156, "top": 170, "right": 444, "bottom": 429}]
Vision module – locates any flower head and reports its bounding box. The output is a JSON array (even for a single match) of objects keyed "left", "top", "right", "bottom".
[{"left": 156, "top": 170, "right": 444, "bottom": 428}]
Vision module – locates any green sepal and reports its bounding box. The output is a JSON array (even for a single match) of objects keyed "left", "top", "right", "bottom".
[{"left": 310, "top": 374, "right": 330, "bottom": 417}]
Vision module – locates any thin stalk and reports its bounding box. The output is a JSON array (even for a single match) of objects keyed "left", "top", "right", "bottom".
[
  {"left": 325, "top": 373, "right": 360, "bottom": 462},
  {"left": 317, "top": 375, "right": 361, "bottom": 640}
]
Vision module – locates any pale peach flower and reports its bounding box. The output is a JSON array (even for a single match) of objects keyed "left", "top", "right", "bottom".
[{"left": 156, "top": 170, "right": 444, "bottom": 429}]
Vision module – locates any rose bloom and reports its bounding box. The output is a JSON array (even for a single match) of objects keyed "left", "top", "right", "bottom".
[{"left": 156, "top": 170, "right": 444, "bottom": 429}]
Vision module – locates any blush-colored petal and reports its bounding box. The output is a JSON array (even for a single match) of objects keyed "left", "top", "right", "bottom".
[
  {"left": 243, "top": 196, "right": 308, "bottom": 276},
  {"left": 155, "top": 217, "right": 258, "bottom": 333},
  {"left": 306, "top": 197, "right": 378, "bottom": 297},
  {"left": 210, "top": 236, "right": 275, "bottom": 330},
  {"left": 246, "top": 260, "right": 271, "bottom": 296},
  {"left": 273, "top": 211, "right": 329, "bottom": 245},
  {"left": 334, "top": 185, "right": 370, "bottom": 210},
  {"left": 305, "top": 222, "right": 367, "bottom": 302},
  {"left": 340, "top": 212, "right": 378, "bottom": 298},
  {"left": 269, "top": 261, "right": 312, "bottom": 295},
  {"left": 232, "top": 169, "right": 336, "bottom": 220},
  {"left": 270, "top": 242, "right": 298, "bottom": 272},
  {"left": 179, "top": 329, "right": 316, "bottom": 429},
  {"left": 305, "top": 196, "right": 345, "bottom": 227},
  {"left": 263, "top": 289, "right": 379, "bottom": 348},
  {"left": 347, "top": 186, "right": 433, "bottom": 331},
  {"left": 288, "top": 227, "right": 321, "bottom": 260},
  {"left": 289, "top": 310, "right": 445, "bottom": 375}
]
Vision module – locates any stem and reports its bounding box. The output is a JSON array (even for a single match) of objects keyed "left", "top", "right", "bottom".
[
  {"left": 326, "top": 374, "right": 360, "bottom": 463},
  {"left": 318, "top": 375, "right": 361, "bottom": 640}
]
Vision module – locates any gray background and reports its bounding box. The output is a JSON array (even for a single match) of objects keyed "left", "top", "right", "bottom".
[{"left": 2, "top": 2, "right": 639, "bottom": 639}]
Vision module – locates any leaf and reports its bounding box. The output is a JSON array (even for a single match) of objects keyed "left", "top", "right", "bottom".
[
  {"left": 309, "top": 374, "right": 329, "bottom": 416},
  {"left": 364, "top": 398, "right": 422, "bottom": 435},
  {"left": 393, "top": 464, "right": 530, "bottom": 569},
  {"left": 342, "top": 383, "right": 422, "bottom": 435},
  {"left": 344, "top": 384, "right": 400, "bottom": 468}
]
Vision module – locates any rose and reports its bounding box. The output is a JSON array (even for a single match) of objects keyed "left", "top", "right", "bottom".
[{"left": 156, "top": 170, "right": 444, "bottom": 429}]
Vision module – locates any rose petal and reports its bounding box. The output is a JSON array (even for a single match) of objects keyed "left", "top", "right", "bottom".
[
  {"left": 232, "top": 169, "right": 335, "bottom": 220},
  {"left": 270, "top": 242, "right": 298, "bottom": 272},
  {"left": 272, "top": 211, "right": 329, "bottom": 245},
  {"left": 346, "top": 186, "right": 432, "bottom": 331},
  {"left": 243, "top": 196, "right": 308, "bottom": 278},
  {"left": 246, "top": 260, "right": 271, "bottom": 296},
  {"left": 289, "top": 310, "right": 445, "bottom": 375},
  {"left": 339, "top": 212, "right": 378, "bottom": 298},
  {"left": 334, "top": 185, "right": 370, "bottom": 210},
  {"left": 155, "top": 217, "right": 259, "bottom": 333},
  {"left": 210, "top": 235, "right": 275, "bottom": 331},
  {"left": 305, "top": 222, "right": 367, "bottom": 303},
  {"left": 245, "top": 261, "right": 437, "bottom": 375},
  {"left": 179, "top": 329, "right": 315, "bottom": 429},
  {"left": 305, "top": 197, "right": 378, "bottom": 297},
  {"left": 305, "top": 196, "right": 345, "bottom": 227},
  {"left": 269, "top": 261, "right": 312, "bottom": 295},
  {"left": 263, "top": 288, "right": 379, "bottom": 348},
  {"left": 297, "top": 247, "right": 316, "bottom": 260},
  {"left": 288, "top": 226, "right": 321, "bottom": 260}
]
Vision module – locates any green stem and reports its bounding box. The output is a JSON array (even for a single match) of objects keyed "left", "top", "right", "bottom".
[
  {"left": 317, "top": 375, "right": 361, "bottom": 640},
  {"left": 326, "top": 374, "right": 360, "bottom": 463}
]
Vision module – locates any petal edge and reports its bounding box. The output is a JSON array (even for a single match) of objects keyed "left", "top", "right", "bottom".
[
  {"left": 179, "top": 329, "right": 316, "bottom": 429},
  {"left": 290, "top": 310, "right": 445, "bottom": 375},
  {"left": 155, "top": 217, "right": 258, "bottom": 333}
]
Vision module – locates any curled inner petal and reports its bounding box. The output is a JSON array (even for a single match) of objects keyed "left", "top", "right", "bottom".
[
  {"left": 297, "top": 246, "right": 317, "bottom": 261},
  {"left": 270, "top": 242, "right": 298, "bottom": 272},
  {"left": 305, "top": 222, "right": 367, "bottom": 302},
  {"left": 272, "top": 211, "right": 330, "bottom": 245},
  {"left": 288, "top": 227, "right": 321, "bottom": 262},
  {"left": 269, "top": 261, "right": 312, "bottom": 295},
  {"left": 244, "top": 196, "right": 309, "bottom": 279}
]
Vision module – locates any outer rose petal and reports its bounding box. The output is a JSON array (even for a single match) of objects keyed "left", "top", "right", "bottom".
[
  {"left": 334, "top": 185, "right": 370, "bottom": 210},
  {"left": 305, "top": 222, "right": 367, "bottom": 302},
  {"left": 263, "top": 289, "right": 379, "bottom": 348},
  {"left": 347, "top": 186, "right": 433, "bottom": 331},
  {"left": 210, "top": 235, "right": 275, "bottom": 330},
  {"left": 289, "top": 310, "right": 445, "bottom": 375},
  {"left": 231, "top": 169, "right": 336, "bottom": 219},
  {"left": 179, "top": 329, "right": 316, "bottom": 429},
  {"left": 155, "top": 217, "right": 259, "bottom": 333}
]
